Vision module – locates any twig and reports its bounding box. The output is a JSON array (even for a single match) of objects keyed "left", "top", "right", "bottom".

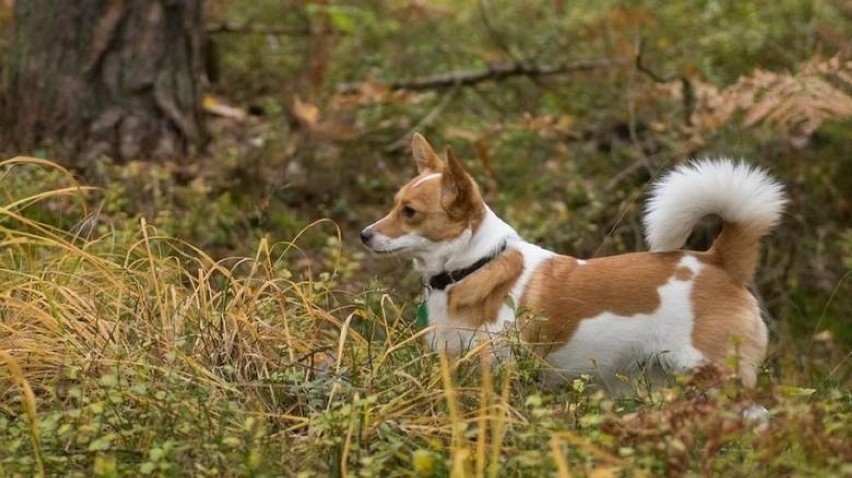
[
  {"left": 477, "top": 0, "right": 520, "bottom": 63},
  {"left": 634, "top": 37, "right": 695, "bottom": 126},
  {"left": 206, "top": 22, "right": 314, "bottom": 36},
  {"left": 384, "top": 85, "right": 461, "bottom": 152},
  {"left": 337, "top": 58, "right": 630, "bottom": 94},
  {"left": 608, "top": 37, "right": 656, "bottom": 194},
  {"left": 603, "top": 38, "right": 694, "bottom": 193},
  {"left": 604, "top": 158, "right": 649, "bottom": 192}
]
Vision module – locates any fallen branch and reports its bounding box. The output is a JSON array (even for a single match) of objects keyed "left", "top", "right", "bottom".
[
  {"left": 206, "top": 22, "right": 313, "bottom": 36},
  {"left": 337, "top": 58, "right": 630, "bottom": 93}
]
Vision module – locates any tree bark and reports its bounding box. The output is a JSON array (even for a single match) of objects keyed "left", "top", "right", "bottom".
[{"left": 2, "top": 0, "right": 205, "bottom": 167}]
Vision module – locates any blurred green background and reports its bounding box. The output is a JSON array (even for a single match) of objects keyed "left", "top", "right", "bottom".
[{"left": 2, "top": 0, "right": 849, "bottom": 360}]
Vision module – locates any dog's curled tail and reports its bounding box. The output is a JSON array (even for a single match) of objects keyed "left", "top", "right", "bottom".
[{"left": 643, "top": 159, "right": 787, "bottom": 284}]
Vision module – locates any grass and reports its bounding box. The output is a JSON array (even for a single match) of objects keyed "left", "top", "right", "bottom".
[{"left": 1, "top": 158, "right": 850, "bottom": 477}]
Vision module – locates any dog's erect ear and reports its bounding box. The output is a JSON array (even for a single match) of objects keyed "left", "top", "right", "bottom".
[
  {"left": 411, "top": 133, "right": 443, "bottom": 174},
  {"left": 441, "top": 146, "right": 478, "bottom": 219}
]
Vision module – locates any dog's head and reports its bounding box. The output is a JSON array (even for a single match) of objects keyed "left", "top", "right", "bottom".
[{"left": 360, "top": 133, "right": 485, "bottom": 260}]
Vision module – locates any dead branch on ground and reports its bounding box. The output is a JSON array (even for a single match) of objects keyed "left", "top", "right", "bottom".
[
  {"left": 206, "top": 22, "right": 315, "bottom": 36},
  {"left": 337, "top": 58, "right": 630, "bottom": 94}
]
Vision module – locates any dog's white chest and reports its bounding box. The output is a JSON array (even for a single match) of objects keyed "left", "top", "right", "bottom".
[
  {"left": 422, "top": 242, "right": 554, "bottom": 355},
  {"left": 422, "top": 289, "right": 508, "bottom": 356}
]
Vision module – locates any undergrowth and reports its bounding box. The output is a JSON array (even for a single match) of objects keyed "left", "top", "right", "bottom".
[{"left": 1, "top": 158, "right": 849, "bottom": 477}]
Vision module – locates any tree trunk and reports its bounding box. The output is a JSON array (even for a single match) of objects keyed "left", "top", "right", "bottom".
[{"left": 3, "top": 0, "right": 205, "bottom": 167}]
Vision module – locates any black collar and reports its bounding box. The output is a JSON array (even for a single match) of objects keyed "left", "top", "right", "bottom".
[{"left": 426, "top": 242, "right": 507, "bottom": 291}]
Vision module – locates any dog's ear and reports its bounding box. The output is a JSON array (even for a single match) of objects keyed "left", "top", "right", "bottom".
[
  {"left": 411, "top": 133, "right": 443, "bottom": 173},
  {"left": 441, "top": 146, "right": 479, "bottom": 219}
]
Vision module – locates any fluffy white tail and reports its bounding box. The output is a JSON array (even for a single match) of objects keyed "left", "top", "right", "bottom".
[{"left": 643, "top": 159, "right": 787, "bottom": 283}]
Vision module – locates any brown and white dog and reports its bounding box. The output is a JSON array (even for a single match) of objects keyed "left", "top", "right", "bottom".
[{"left": 361, "top": 134, "right": 786, "bottom": 391}]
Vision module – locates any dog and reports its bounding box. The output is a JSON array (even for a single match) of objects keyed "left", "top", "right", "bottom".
[{"left": 361, "top": 133, "right": 786, "bottom": 391}]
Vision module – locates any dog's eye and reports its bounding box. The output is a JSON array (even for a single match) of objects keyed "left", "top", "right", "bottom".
[{"left": 401, "top": 205, "right": 417, "bottom": 219}]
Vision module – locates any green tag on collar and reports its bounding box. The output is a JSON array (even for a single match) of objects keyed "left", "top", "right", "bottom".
[{"left": 415, "top": 300, "right": 429, "bottom": 329}]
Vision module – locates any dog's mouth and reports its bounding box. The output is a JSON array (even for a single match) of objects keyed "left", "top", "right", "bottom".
[
  {"left": 370, "top": 246, "right": 407, "bottom": 256},
  {"left": 361, "top": 231, "right": 424, "bottom": 257}
]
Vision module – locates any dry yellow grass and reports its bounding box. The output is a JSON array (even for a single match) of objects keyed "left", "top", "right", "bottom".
[{"left": 1, "top": 158, "right": 849, "bottom": 476}]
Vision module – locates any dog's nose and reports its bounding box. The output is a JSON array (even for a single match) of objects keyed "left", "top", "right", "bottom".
[{"left": 360, "top": 229, "right": 373, "bottom": 245}]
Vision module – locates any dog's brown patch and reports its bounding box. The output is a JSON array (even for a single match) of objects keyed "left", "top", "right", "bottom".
[
  {"left": 689, "top": 257, "right": 765, "bottom": 386},
  {"left": 674, "top": 266, "right": 694, "bottom": 281},
  {"left": 707, "top": 222, "right": 767, "bottom": 285},
  {"left": 519, "top": 252, "right": 685, "bottom": 353},
  {"left": 447, "top": 249, "right": 524, "bottom": 326}
]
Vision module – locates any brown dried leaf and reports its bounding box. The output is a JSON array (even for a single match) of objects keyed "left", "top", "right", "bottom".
[
  {"left": 202, "top": 95, "right": 247, "bottom": 122},
  {"left": 292, "top": 96, "right": 321, "bottom": 129}
]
